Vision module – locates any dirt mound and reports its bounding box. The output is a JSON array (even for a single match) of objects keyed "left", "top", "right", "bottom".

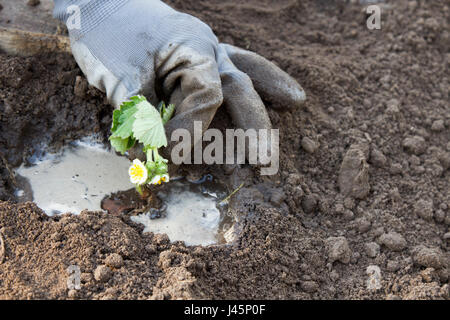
[{"left": 0, "top": 0, "right": 449, "bottom": 299}]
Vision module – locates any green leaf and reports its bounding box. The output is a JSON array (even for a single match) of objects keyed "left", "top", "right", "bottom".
[
  {"left": 111, "top": 109, "right": 121, "bottom": 133},
  {"left": 109, "top": 95, "right": 169, "bottom": 154},
  {"left": 161, "top": 103, "right": 175, "bottom": 125},
  {"left": 132, "top": 101, "right": 167, "bottom": 148},
  {"left": 110, "top": 96, "right": 147, "bottom": 154},
  {"left": 111, "top": 95, "right": 146, "bottom": 134},
  {"left": 109, "top": 136, "right": 135, "bottom": 154},
  {"left": 112, "top": 105, "right": 138, "bottom": 139}
]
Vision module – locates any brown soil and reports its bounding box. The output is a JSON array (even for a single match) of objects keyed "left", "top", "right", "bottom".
[{"left": 0, "top": 0, "right": 449, "bottom": 300}]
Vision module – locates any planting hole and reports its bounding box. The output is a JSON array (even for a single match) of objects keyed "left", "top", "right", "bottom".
[
  {"left": 14, "top": 137, "right": 235, "bottom": 246},
  {"left": 131, "top": 179, "right": 234, "bottom": 246}
]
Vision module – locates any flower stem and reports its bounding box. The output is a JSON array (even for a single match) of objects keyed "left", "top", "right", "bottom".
[
  {"left": 146, "top": 148, "right": 153, "bottom": 163},
  {"left": 153, "top": 147, "right": 160, "bottom": 162},
  {"left": 136, "top": 184, "right": 143, "bottom": 196}
]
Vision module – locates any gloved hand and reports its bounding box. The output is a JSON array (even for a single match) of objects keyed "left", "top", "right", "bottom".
[{"left": 54, "top": 0, "right": 306, "bottom": 161}]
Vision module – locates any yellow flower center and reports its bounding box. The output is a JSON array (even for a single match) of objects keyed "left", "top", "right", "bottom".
[{"left": 130, "top": 164, "right": 145, "bottom": 180}]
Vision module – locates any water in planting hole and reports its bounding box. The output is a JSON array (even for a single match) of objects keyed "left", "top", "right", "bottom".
[
  {"left": 14, "top": 137, "right": 133, "bottom": 215},
  {"left": 131, "top": 178, "right": 234, "bottom": 246},
  {"left": 14, "top": 137, "right": 235, "bottom": 246}
]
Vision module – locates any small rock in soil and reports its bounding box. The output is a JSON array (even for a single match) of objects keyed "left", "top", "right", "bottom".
[
  {"left": 403, "top": 136, "right": 426, "bottom": 155},
  {"left": 145, "top": 244, "right": 157, "bottom": 254},
  {"left": 269, "top": 189, "right": 286, "bottom": 207},
  {"left": 329, "top": 270, "right": 339, "bottom": 281},
  {"left": 343, "top": 209, "right": 354, "bottom": 221},
  {"left": 355, "top": 217, "right": 371, "bottom": 233},
  {"left": 431, "top": 119, "right": 445, "bottom": 132},
  {"left": 369, "top": 147, "right": 387, "bottom": 168},
  {"left": 412, "top": 246, "right": 446, "bottom": 269},
  {"left": 301, "top": 281, "right": 319, "bottom": 293},
  {"left": 378, "top": 232, "right": 407, "bottom": 251},
  {"left": 334, "top": 202, "right": 345, "bottom": 215},
  {"left": 338, "top": 144, "right": 370, "bottom": 199},
  {"left": 365, "top": 242, "right": 380, "bottom": 258},
  {"left": 285, "top": 173, "right": 302, "bottom": 186},
  {"left": 351, "top": 252, "right": 360, "bottom": 264},
  {"left": 420, "top": 268, "right": 437, "bottom": 283},
  {"left": 409, "top": 155, "right": 421, "bottom": 166},
  {"left": 103, "top": 288, "right": 118, "bottom": 300},
  {"left": 68, "top": 289, "right": 77, "bottom": 299},
  {"left": 153, "top": 233, "right": 170, "bottom": 246},
  {"left": 292, "top": 186, "right": 304, "bottom": 206},
  {"left": 371, "top": 227, "right": 385, "bottom": 238},
  {"left": 80, "top": 272, "right": 93, "bottom": 283},
  {"left": 105, "top": 253, "right": 123, "bottom": 269},
  {"left": 326, "top": 236, "right": 352, "bottom": 264},
  {"left": 386, "top": 261, "right": 400, "bottom": 272},
  {"left": 390, "top": 163, "right": 403, "bottom": 174},
  {"left": 301, "top": 137, "right": 319, "bottom": 154},
  {"left": 94, "top": 265, "right": 112, "bottom": 283},
  {"left": 355, "top": 217, "right": 372, "bottom": 233},
  {"left": 301, "top": 194, "right": 318, "bottom": 213},
  {"left": 385, "top": 99, "right": 400, "bottom": 114},
  {"left": 343, "top": 197, "right": 355, "bottom": 209},
  {"left": 414, "top": 199, "right": 434, "bottom": 221}
]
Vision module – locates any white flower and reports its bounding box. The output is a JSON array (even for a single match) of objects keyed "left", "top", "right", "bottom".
[
  {"left": 150, "top": 175, "right": 162, "bottom": 185},
  {"left": 150, "top": 174, "right": 170, "bottom": 185},
  {"left": 161, "top": 174, "right": 170, "bottom": 183},
  {"left": 128, "top": 159, "right": 148, "bottom": 185}
]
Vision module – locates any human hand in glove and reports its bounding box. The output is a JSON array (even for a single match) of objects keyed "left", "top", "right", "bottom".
[{"left": 54, "top": 0, "right": 306, "bottom": 163}]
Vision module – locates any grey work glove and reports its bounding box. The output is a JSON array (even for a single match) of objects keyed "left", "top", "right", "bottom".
[{"left": 54, "top": 0, "right": 306, "bottom": 161}]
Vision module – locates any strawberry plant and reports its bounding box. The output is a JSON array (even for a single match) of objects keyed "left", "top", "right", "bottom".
[{"left": 109, "top": 96, "right": 175, "bottom": 195}]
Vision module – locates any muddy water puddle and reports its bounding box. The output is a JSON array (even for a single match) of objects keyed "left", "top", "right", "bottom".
[
  {"left": 14, "top": 138, "right": 133, "bottom": 215},
  {"left": 14, "top": 137, "right": 235, "bottom": 246},
  {"left": 131, "top": 178, "right": 234, "bottom": 246}
]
